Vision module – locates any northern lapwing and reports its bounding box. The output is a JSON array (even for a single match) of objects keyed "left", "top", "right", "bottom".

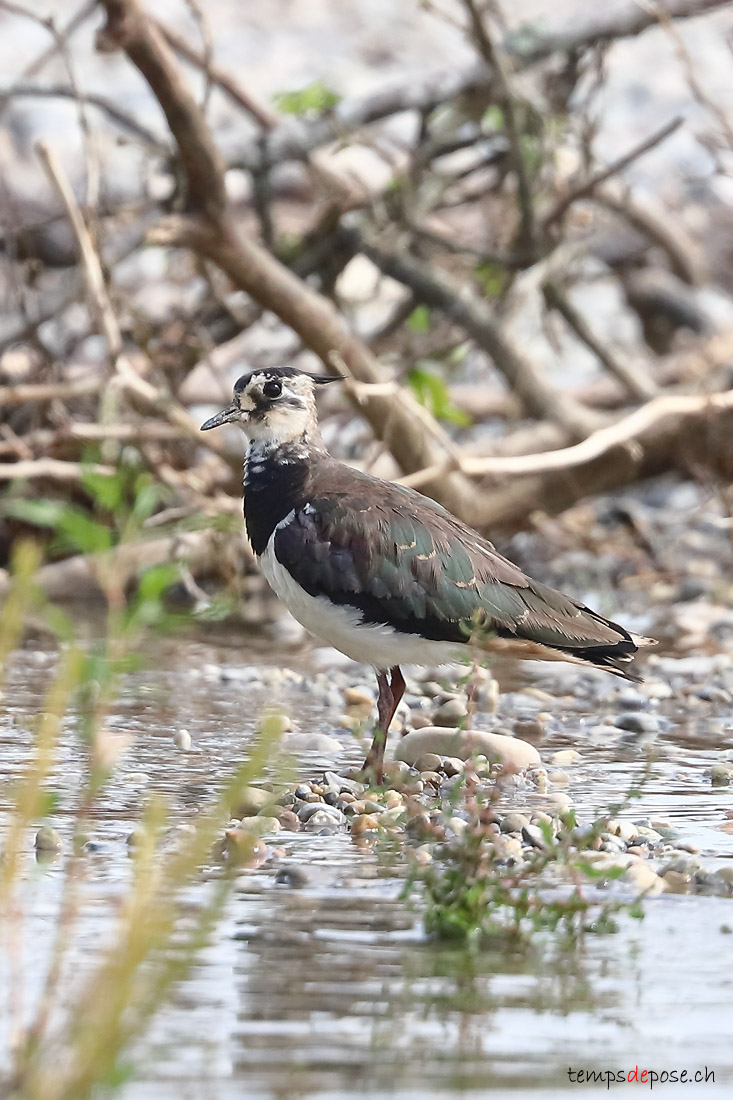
[{"left": 201, "top": 367, "right": 654, "bottom": 779}]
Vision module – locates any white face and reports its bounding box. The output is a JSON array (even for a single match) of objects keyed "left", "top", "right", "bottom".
[{"left": 201, "top": 370, "right": 320, "bottom": 446}]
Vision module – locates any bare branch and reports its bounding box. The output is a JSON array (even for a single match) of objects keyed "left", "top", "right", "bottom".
[
  {"left": 97, "top": 0, "right": 227, "bottom": 219},
  {"left": 542, "top": 116, "right": 684, "bottom": 230}
]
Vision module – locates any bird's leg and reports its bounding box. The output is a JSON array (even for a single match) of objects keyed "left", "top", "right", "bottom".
[
  {"left": 390, "top": 666, "right": 406, "bottom": 735},
  {"left": 362, "top": 665, "right": 404, "bottom": 783}
]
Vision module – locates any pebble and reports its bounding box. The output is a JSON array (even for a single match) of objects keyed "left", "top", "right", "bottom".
[
  {"left": 275, "top": 865, "right": 309, "bottom": 888},
  {"left": 514, "top": 717, "right": 545, "bottom": 742},
  {"left": 547, "top": 770, "right": 570, "bottom": 787},
  {"left": 351, "top": 813, "right": 379, "bottom": 835},
  {"left": 551, "top": 749, "right": 581, "bottom": 765},
  {"left": 173, "top": 728, "right": 192, "bottom": 751},
  {"left": 298, "top": 803, "right": 347, "bottom": 827},
  {"left": 234, "top": 786, "right": 277, "bottom": 817},
  {"left": 35, "top": 825, "right": 62, "bottom": 852},
  {"left": 257, "top": 711, "right": 292, "bottom": 735},
  {"left": 624, "top": 860, "right": 665, "bottom": 895},
  {"left": 432, "top": 698, "right": 468, "bottom": 726},
  {"left": 446, "top": 816, "right": 468, "bottom": 837},
  {"left": 612, "top": 712, "right": 660, "bottom": 734},
  {"left": 238, "top": 816, "right": 282, "bottom": 835},
  {"left": 282, "top": 732, "right": 344, "bottom": 754},
  {"left": 414, "top": 752, "right": 442, "bottom": 773},
  {"left": 276, "top": 809, "right": 301, "bottom": 831},
  {"left": 343, "top": 687, "right": 373, "bottom": 706},
  {"left": 501, "top": 812, "right": 529, "bottom": 833},
  {"left": 607, "top": 819, "right": 640, "bottom": 843},
  {"left": 324, "top": 771, "right": 364, "bottom": 796},
  {"left": 710, "top": 764, "right": 733, "bottom": 786},
  {"left": 522, "top": 824, "right": 551, "bottom": 851},
  {"left": 395, "top": 727, "right": 541, "bottom": 769},
  {"left": 442, "top": 756, "right": 464, "bottom": 778}
]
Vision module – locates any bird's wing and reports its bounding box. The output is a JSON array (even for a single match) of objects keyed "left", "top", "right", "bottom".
[{"left": 273, "top": 472, "right": 638, "bottom": 668}]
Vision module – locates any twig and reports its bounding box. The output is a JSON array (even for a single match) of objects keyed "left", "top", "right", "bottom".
[
  {"left": 542, "top": 116, "right": 684, "bottom": 230},
  {"left": 0, "top": 458, "right": 115, "bottom": 481},
  {"left": 36, "top": 141, "right": 123, "bottom": 359},
  {"left": 349, "top": 228, "right": 600, "bottom": 437},
  {"left": 543, "top": 281, "right": 658, "bottom": 400},
  {"left": 155, "top": 19, "right": 277, "bottom": 131},
  {"left": 0, "top": 84, "right": 167, "bottom": 149},
  {"left": 594, "top": 183, "right": 705, "bottom": 285},
  {"left": 463, "top": 0, "right": 536, "bottom": 253},
  {"left": 96, "top": 1, "right": 227, "bottom": 219}
]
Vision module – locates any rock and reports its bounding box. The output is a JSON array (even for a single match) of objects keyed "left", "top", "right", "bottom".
[
  {"left": 414, "top": 752, "right": 442, "bottom": 773},
  {"left": 419, "top": 770, "right": 442, "bottom": 788},
  {"left": 607, "top": 818, "right": 640, "bottom": 843},
  {"left": 500, "top": 812, "right": 529, "bottom": 834},
  {"left": 710, "top": 764, "right": 733, "bottom": 786},
  {"left": 344, "top": 686, "right": 373, "bottom": 706},
  {"left": 323, "top": 771, "right": 364, "bottom": 796},
  {"left": 238, "top": 816, "right": 281, "bottom": 835},
  {"left": 551, "top": 749, "right": 581, "bottom": 765},
  {"left": 283, "top": 732, "right": 344, "bottom": 755},
  {"left": 522, "top": 823, "right": 551, "bottom": 850},
  {"left": 446, "top": 816, "right": 468, "bottom": 837},
  {"left": 395, "top": 727, "right": 541, "bottom": 769},
  {"left": 233, "top": 786, "right": 276, "bottom": 817},
  {"left": 432, "top": 697, "right": 468, "bottom": 726},
  {"left": 275, "top": 864, "right": 308, "bottom": 887},
  {"left": 173, "top": 728, "right": 192, "bottom": 750},
  {"left": 35, "top": 825, "right": 62, "bottom": 852},
  {"left": 304, "top": 809, "right": 346, "bottom": 831},
  {"left": 351, "top": 813, "right": 379, "bottom": 835},
  {"left": 663, "top": 869, "right": 692, "bottom": 893},
  {"left": 409, "top": 712, "right": 432, "bottom": 730},
  {"left": 384, "top": 790, "right": 404, "bottom": 810},
  {"left": 624, "top": 860, "right": 665, "bottom": 896},
  {"left": 276, "top": 809, "right": 301, "bottom": 831},
  {"left": 612, "top": 712, "right": 660, "bottom": 734},
  {"left": 298, "top": 803, "right": 347, "bottom": 827},
  {"left": 513, "top": 717, "right": 545, "bottom": 742},
  {"left": 548, "top": 770, "right": 570, "bottom": 787},
  {"left": 441, "top": 756, "right": 465, "bottom": 778},
  {"left": 257, "top": 711, "right": 292, "bottom": 735}
]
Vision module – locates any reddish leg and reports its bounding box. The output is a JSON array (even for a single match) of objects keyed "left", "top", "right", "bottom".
[{"left": 362, "top": 665, "right": 405, "bottom": 782}]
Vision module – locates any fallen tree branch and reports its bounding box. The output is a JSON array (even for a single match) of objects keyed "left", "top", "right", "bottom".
[
  {"left": 399, "top": 387, "right": 733, "bottom": 531},
  {"left": 0, "top": 458, "right": 115, "bottom": 482}
]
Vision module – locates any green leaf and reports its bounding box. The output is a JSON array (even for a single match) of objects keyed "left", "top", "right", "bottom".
[
  {"left": 272, "top": 81, "right": 341, "bottom": 118},
  {"left": 82, "top": 469, "right": 124, "bottom": 513},
  {"left": 57, "top": 506, "right": 113, "bottom": 555},
  {"left": 474, "top": 261, "right": 504, "bottom": 299},
  {"left": 137, "top": 562, "right": 180, "bottom": 606},
  {"left": 2, "top": 498, "right": 67, "bottom": 529},
  {"left": 482, "top": 105, "right": 505, "bottom": 131},
  {"left": 406, "top": 305, "right": 431, "bottom": 333},
  {"left": 407, "top": 366, "right": 471, "bottom": 427}
]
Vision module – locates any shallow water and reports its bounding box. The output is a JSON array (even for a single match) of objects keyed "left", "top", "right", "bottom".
[{"left": 1, "top": 630, "right": 733, "bottom": 1099}]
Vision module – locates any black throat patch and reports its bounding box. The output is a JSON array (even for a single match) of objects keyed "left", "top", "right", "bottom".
[{"left": 243, "top": 443, "right": 311, "bottom": 556}]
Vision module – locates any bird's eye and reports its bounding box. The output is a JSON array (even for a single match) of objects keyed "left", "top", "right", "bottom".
[{"left": 262, "top": 380, "right": 282, "bottom": 399}]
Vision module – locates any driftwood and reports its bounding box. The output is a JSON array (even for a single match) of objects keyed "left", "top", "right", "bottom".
[{"left": 1, "top": 0, "right": 732, "bottom": 583}]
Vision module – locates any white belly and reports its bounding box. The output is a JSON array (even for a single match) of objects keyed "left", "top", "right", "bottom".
[{"left": 258, "top": 533, "right": 461, "bottom": 670}]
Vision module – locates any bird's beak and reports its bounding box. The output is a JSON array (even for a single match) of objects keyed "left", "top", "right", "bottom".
[{"left": 200, "top": 404, "right": 239, "bottom": 431}]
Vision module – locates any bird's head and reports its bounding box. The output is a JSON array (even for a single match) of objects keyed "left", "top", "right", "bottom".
[{"left": 200, "top": 366, "right": 339, "bottom": 447}]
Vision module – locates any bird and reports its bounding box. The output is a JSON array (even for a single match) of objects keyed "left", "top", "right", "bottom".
[{"left": 201, "top": 366, "right": 654, "bottom": 780}]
